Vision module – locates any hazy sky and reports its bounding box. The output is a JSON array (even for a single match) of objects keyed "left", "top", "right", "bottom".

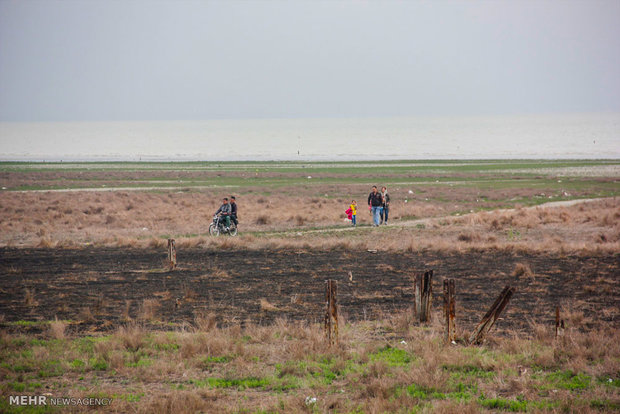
[{"left": 1, "top": 0, "right": 619, "bottom": 122}]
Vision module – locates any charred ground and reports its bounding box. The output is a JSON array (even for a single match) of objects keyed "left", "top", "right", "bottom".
[{"left": 1, "top": 247, "right": 617, "bottom": 336}]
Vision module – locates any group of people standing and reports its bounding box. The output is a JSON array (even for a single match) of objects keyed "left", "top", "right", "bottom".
[
  {"left": 346, "top": 186, "right": 390, "bottom": 227},
  {"left": 367, "top": 186, "right": 390, "bottom": 226}
]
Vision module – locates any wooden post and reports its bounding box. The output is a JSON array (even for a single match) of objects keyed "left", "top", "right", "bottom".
[
  {"left": 167, "top": 239, "right": 177, "bottom": 270},
  {"left": 555, "top": 306, "right": 565, "bottom": 338},
  {"left": 324, "top": 280, "right": 338, "bottom": 346},
  {"left": 469, "top": 286, "right": 515, "bottom": 345},
  {"left": 413, "top": 273, "right": 421, "bottom": 319},
  {"left": 419, "top": 270, "right": 433, "bottom": 323},
  {"left": 443, "top": 279, "right": 456, "bottom": 343}
]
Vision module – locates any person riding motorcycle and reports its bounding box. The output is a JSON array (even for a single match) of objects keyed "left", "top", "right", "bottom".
[{"left": 215, "top": 197, "right": 232, "bottom": 230}]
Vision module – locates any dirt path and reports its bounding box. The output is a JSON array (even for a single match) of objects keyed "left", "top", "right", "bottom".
[
  {"left": 275, "top": 197, "right": 613, "bottom": 235},
  {"left": 13, "top": 185, "right": 240, "bottom": 193}
]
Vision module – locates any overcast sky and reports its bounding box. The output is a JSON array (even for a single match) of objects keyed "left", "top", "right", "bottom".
[{"left": 0, "top": 0, "right": 619, "bottom": 122}]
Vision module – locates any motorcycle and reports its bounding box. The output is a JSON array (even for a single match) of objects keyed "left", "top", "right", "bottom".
[{"left": 208, "top": 215, "right": 238, "bottom": 236}]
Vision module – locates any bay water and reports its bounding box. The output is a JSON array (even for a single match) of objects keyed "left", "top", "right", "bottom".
[{"left": 1, "top": 113, "right": 618, "bottom": 161}]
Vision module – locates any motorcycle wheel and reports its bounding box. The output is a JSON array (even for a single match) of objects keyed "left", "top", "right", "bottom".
[
  {"left": 228, "top": 224, "right": 238, "bottom": 236},
  {"left": 208, "top": 223, "right": 220, "bottom": 236}
]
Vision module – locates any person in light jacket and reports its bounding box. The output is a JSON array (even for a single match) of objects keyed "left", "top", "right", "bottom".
[{"left": 380, "top": 186, "right": 390, "bottom": 225}]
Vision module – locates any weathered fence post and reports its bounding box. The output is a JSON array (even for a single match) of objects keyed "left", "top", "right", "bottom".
[
  {"left": 324, "top": 280, "right": 338, "bottom": 346},
  {"left": 413, "top": 273, "right": 421, "bottom": 318},
  {"left": 443, "top": 279, "right": 456, "bottom": 343},
  {"left": 469, "top": 285, "right": 515, "bottom": 345},
  {"left": 555, "top": 306, "right": 565, "bottom": 339},
  {"left": 419, "top": 270, "right": 433, "bottom": 323},
  {"left": 167, "top": 239, "right": 177, "bottom": 270}
]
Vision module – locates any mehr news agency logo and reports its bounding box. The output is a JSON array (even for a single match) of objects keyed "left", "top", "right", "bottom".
[{"left": 9, "top": 394, "right": 113, "bottom": 407}]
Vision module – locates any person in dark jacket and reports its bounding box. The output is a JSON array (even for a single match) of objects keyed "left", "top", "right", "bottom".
[
  {"left": 230, "top": 196, "right": 238, "bottom": 227},
  {"left": 215, "top": 197, "right": 232, "bottom": 228},
  {"left": 367, "top": 186, "right": 383, "bottom": 226},
  {"left": 380, "top": 186, "right": 390, "bottom": 225}
]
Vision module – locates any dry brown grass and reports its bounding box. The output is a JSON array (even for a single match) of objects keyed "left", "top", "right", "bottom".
[
  {"left": 512, "top": 263, "right": 533, "bottom": 278},
  {"left": 24, "top": 288, "right": 38, "bottom": 307},
  {"left": 1, "top": 306, "right": 618, "bottom": 413},
  {"left": 117, "top": 324, "right": 145, "bottom": 351},
  {"left": 0, "top": 188, "right": 454, "bottom": 247},
  {"left": 139, "top": 299, "right": 161, "bottom": 322},
  {"left": 122, "top": 300, "right": 132, "bottom": 322},
  {"left": 0, "top": 189, "right": 618, "bottom": 256},
  {"left": 78, "top": 306, "right": 95, "bottom": 323},
  {"left": 259, "top": 298, "right": 280, "bottom": 312},
  {"left": 48, "top": 317, "right": 67, "bottom": 339},
  {"left": 193, "top": 311, "right": 217, "bottom": 332}
]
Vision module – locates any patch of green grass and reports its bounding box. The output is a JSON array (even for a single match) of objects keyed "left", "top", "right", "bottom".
[
  {"left": 545, "top": 370, "right": 591, "bottom": 390},
  {"left": 202, "top": 355, "right": 232, "bottom": 364},
  {"left": 0, "top": 362, "right": 35, "bottom": 373},
  {"left": 114, "top": 392, "right": 145, "bottom": 402},
  {"left": 70, "top": 359, "right": 85, "bottom": 370},
  {"left": 7, "top": 320, "right": 46, "bottom": 327},
  {"left": 189, "top": 377, "right": 270, "bottom": 390},
  {"left": 37, "top": 360, "right": 64, "bottom": 378},
  {"left": 447, "top": 382, "right": 478, "bottom": 401},
  {"left": 479, "top": 395, "right": 528, "bottom": 412},
  {"left": 400, "top": 382, "right": 478, "bottom": 402},
  {"left": 89, "top": 358, "right": 109, "bottom": 371},
  {"left": 73, "top": 336, "right": 109, "bottom": 354},
  {"left": 443, "top": 364, "right": 496, "bottom": 380},
  {"left": 125, "top": 357, "right": 152, "bottom": 368},
  {"left": 310, "top": 358, "right": 339, "bottom": 385},
  {"left": 7, "top": 382, "right": 26, "bottom": 392},
  {"left": 368, "top": 345, "right": 413, "bottom": 367},
  {"left": 404, "top": 383, "right": 445, "bottom": 400},
  {"left": 597, "top": 376, "right": 620, "bottom": 387},
  {"left": 269, "top": 375, "right": 302, "bottom": 392},
  {"left": 590, "top": 398, "right": 620, "bottom": 410},
  {"left": 4, "top": 160, "right": 619, "bottom": 196}
]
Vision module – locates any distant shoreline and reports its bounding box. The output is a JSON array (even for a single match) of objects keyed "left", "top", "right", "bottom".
[
  {"left": 2, "top": 114, "right": 618, "bottom": 161},
  {"left": 1, "top": 157, "right": 620, "bottom": 163}
]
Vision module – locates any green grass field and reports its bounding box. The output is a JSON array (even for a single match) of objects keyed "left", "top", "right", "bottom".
[{"left": 1, "top": 160, "right": 619, "bottom": 197}]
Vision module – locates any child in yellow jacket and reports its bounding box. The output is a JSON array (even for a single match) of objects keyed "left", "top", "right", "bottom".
[{"left": 349, "top": 200, "right": 357, "bottom": 227}]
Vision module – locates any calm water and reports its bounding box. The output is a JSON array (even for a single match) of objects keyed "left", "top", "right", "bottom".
[{"left": 1, "top": 113, "right": 618, "bottom": 161}]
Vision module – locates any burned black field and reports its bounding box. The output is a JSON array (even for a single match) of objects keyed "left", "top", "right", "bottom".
[{"left": 1, "top": 247, "right": 618, "bottom": 336}]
